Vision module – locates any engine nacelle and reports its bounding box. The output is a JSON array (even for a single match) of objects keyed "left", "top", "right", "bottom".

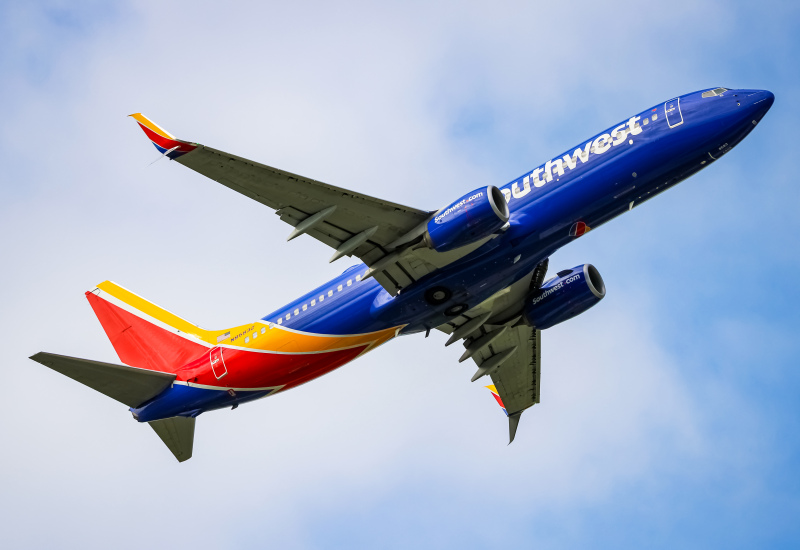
[
  {"left": 523, "top": 264, "right": 606, "bottom": 330},
  {"left": 424, "top": 186, "right": 510, "bottom": 252}
]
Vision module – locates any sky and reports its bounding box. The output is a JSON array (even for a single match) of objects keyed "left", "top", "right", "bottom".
[{"left": 1, "top": 0, "right": 799, "bottom": 548}]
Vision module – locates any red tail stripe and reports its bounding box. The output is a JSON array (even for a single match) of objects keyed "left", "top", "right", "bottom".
[{"left": 86, "top": 292, "right": 207, "bottom": 373}]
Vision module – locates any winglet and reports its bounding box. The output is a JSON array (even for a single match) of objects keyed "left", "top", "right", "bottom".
[
  {"left": 508, "top": 412, "right": 521, "bottom": 445},
  {"left": 486, "top": 385, "right": 522, "bottom": 444},
  {"left": 129, "top": 113, "right": 198, "bottom": 159},
  {"left": 485, "top": 384, "right": 508, "bottom": 416}
]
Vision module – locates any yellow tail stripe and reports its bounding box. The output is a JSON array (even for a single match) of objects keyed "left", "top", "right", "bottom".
[{"left": 95, "top": 281, "right": 399, "bottom": 352}]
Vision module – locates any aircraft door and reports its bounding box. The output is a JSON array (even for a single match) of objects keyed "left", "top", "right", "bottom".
[
  {"left": 209, "top": 347, "right": 228, "bottom": 379},
  {"left": 665, "top": 98, "right": 684, "bottom": 128}
]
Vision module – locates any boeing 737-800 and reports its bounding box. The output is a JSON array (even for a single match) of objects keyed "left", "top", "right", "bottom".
[{"left": 31, "top": 88, "right": 774, "bottom": 461}]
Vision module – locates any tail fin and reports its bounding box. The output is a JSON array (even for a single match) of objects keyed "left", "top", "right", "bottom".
[
  {"left": 86, "top": 281, "right": 219, "bottom": 373},
  {"left": 32, "top": 282, "right": 220, "bottom": 464}
]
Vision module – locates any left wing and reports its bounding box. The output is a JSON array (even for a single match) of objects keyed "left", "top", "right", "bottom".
[
  {"left": 437, "top": 260, "right": 548, "bottom": 443},
  {"left": 453, "top": 322, "right": 541, "bottom": 444},
  {"left": 130, "top": 113, "right": 447, "bottom": 295},
  {"left": 483, "top": 326, "right": 541, "bottom": 442}
]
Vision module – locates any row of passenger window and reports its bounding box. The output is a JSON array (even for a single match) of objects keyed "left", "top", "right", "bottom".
[
  {"left": 272, "top": 272, "right": 365, "bottom": 326},
  {"left": 243, "top": 326, "right": 268, "bottom": 344}
]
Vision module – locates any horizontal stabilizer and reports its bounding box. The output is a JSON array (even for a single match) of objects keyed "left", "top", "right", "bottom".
[
  {"left": 30, "top": 352, "right": 175, "bottom": 408},
  {"left": 149, "top": 416, "right": 195, "bottom": 462}
]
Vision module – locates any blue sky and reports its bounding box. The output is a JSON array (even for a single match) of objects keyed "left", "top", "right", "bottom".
[{"left": 1, "top": 1, "right": 799, "bottom": 548}]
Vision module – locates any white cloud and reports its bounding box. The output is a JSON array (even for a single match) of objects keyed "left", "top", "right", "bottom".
[{"left": 1, "top": 1, "right": 797, "bottom": 548}]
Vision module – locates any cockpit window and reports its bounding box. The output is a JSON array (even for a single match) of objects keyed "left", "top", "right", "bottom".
[{"left": 701, "top": 87, "right": 729, "bottom": 98}]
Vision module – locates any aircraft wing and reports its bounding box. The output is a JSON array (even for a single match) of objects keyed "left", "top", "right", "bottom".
[
  {"left": 130, "top": 113, "right": 442, "bottom": 295},
  {"left": 454, "top": 324, "right": 541, "bottom": 444},
  {"left": 437, "top": 260, "right": 548, "bottom": 443},
  {"left": 483, "top": 326, "right": 541, "bottom": 437}
]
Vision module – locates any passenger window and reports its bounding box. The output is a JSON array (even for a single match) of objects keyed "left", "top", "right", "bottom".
[
  {"left": 245, "top": 337, "right": 249, "bottom": 343},
  {"left": 302, "top": 305, "right": 307, "bottom": 311},
  {"left": 328, "top": 290, "right": 334, "bottom": 297},
  {"left": 338, "top": 285, "right": 343, "bottom": 291},
  {"left": 319, "top": 295, "right": 324, "bottom": 302},
  {"left": 261, "top": 327, "right": 266, "bottom": 334},
  {"left": 347, "top": 280, "right": 352, "bottom": 286},
  {"left": 285, "top": 314, "right": 291, "bottom": 320},
  {"left": 294, "top": 309, "right": 299, "bottom": 315}
]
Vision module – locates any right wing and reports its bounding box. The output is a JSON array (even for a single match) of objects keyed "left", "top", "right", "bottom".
[{"left": 130, "top": 113, "right": 487, "bottom": 295}]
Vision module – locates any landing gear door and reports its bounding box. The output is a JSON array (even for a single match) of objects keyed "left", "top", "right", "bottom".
[
  {"left": 209, "top": 347, "right": 228, "bottom": 379},
  {"left": 665, "top": 98, "right": 684, "bottom": 128}
]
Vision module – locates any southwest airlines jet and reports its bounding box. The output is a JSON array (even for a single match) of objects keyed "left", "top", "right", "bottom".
[{"left": 31, "top": 88, "right": 774, "bottom": 461}]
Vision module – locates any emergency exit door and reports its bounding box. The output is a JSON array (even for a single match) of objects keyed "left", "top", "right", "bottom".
[
  {"left": 209, "top": 347, "right": 228, "bottom": 379},
  {"left": 665, "top": 98, "right": 684, "bottom": 128}
]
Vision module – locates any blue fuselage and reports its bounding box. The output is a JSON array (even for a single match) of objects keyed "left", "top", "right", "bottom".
[{"left": 263, "top": 89, "right": 774, "bottom": 337}]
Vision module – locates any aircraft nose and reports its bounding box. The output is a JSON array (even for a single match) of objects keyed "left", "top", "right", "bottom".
[
  {"left": 750, "top": 89, "right": 774, "bottom": 106},
  {"left": 745, "top": 89, "right": 774, "bottom": 119}
]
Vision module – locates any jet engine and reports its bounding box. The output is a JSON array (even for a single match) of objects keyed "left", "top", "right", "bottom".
[
  {"left": 424, "top": 186, "right": 509, "bottom": 252},
  {"left": 523, "top": 264, "right": 606, "bottom": 329}
]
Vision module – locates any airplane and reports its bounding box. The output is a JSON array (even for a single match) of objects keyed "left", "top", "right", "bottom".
[{"left": 30, "top": 87, "right": 774, "bottom": 462}]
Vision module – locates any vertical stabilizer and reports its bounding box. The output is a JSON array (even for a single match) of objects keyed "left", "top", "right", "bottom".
[
  {"left": 149, "top": 416, "right": 195, "bottom": 462},
  {"left": 86, "top": 282, "right": 211, "bottom": 373}
]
